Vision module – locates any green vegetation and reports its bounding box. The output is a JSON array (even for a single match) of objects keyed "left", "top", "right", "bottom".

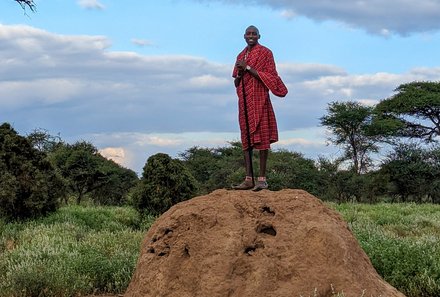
[
  {"left": 0, "top": 205, "right": 155, "bottom": 297},
  {"left": 334, "top": 202, "right": 440, "bottom": 297},
  {"left": 1, "top": 80, "right": 440, "bottom": 295},
  {"left": 373, "top": 81, "right": 440, "bottom": 142},
  {"left": 0, "top": 123, "right": 65, "bottom": 221},
  {"left": 0, "top": 203, "right": 439, "bottom": 297},
  {"left": 132, "top": 153, "right": 198, "bottom": 216}
]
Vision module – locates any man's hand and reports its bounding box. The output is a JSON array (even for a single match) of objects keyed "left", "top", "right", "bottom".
[{"left": 235, "top": 60, "right": 247, "bottom": 72}]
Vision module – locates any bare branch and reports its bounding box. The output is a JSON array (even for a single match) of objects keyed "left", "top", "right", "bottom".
[{"left": 15, "top": 0, "right": 36, "bottom": 13}]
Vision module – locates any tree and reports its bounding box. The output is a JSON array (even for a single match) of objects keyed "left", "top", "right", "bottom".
[
  {"left": 380, "top": 143, "right": 436, "bottom": 202},
  {"left": 15, "top": 0, "right": 36, "bottom": 12},
  {"left": 320, "top": 101, "right": 378, "bottom": 174},
  {"left": 179, "top": 142, "right": 244, "bottom": 194},
  {"left": 0, "top": 123, "right": 65, "bottom": 220},
  {"left": 49, "top": 141, "right": 109, "bottom": 204},
  {"left": 132, "top": 153, "right": 197, "bottom": 215},
  {"left": 373, "top": 81, "right": 440, "bottom": 142},
  {"left": 90, "top": 158, "right": 139, "bottom": 206},
  {"left": 266, "top": 149, "right": 320, "bottom": 194},
  {"left": 27, "top": 128, "right": 63, "bottom": 153}
]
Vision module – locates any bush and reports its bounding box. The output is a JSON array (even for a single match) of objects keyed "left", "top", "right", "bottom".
[
  {"left": 0, "top": 123, "right": 65, "bottom": 221},
  {"left": 132, "top": 153, "right": 198, "bottom": 215}
]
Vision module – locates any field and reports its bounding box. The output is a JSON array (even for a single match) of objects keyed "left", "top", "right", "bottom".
[{"left": 0, "top": 202, "right": 439, "bottom": 297}]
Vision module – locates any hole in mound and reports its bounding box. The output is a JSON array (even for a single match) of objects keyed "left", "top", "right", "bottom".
[
  {"left": 244, "top": 246, "right": 256, "bottom": 255},
  {"left": 257, "top": 224, "right": 277, "bottom": 236},
  {"left": 183, "top": 246, "right": 190, "bottom": 257},
  {"left": 157, "top": 244, "right": 170, "bottom": 257},
  {"left": 147, "top": 247, "right": 155, "bottom": 254},
  {"left": 244, "top": 241, "right": 264, "bottom": 256},
  {"left": 261, "top": 206, "right": 275, "bottom": 215},
  {"left": 164, "top": 228, "right": 173, "bottom": 235}
]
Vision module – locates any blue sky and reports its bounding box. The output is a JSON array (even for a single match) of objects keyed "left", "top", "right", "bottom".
[{"left": 2, "top": 0, "right": 440, "bottom": 174}]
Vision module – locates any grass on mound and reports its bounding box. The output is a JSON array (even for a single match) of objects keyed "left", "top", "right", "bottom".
[{"left": 0, "top": 205, "right": 155, "bottom": 297}]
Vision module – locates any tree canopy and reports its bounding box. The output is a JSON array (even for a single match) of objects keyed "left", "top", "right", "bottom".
[
  {"left": 132, "top": 153, "right": 198, "bottom": 215},
  {"left": 374, "top": 81, "right": 440, "bottom": 142},
  {"left": 0, "top": 123, "right": 65, "bottom": 220},
  {"left": 49, "top": 141, "right": 138, "bottom": 205},
  {"left": 320, "top": 101, "right": 378, "bottom": 174}
]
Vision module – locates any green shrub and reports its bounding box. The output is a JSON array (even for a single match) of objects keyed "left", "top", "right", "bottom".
[
  {"left": 132, "top": 153, "right": 198, "bottom": 215},
  {"left": 0, "top": 123, "right": 66, "bottom": 221}
]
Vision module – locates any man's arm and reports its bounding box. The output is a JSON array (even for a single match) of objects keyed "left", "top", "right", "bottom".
[{"left": 245, "top": 66, "right": 261, "bottom": 81}]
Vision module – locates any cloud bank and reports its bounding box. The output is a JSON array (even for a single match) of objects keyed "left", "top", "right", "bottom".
[
  {"left": 197, "top": 0, "right": 440, "bottom": 36},
  {"left": 2, "top": 24, "right": 440, "bottom": 172}
]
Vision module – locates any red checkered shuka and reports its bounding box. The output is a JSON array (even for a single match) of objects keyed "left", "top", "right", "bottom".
[{"left": 232, "top": 44, "right": 288, "bottom": 150}]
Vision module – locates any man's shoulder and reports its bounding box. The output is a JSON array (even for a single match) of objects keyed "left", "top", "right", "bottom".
[{"left": 256, "top": 44, "right": 273, "bottom": 54}]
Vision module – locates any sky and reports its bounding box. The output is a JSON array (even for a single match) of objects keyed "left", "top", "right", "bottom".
[{"left": 2, "top": 0, "right": 440, "bottom": 174}]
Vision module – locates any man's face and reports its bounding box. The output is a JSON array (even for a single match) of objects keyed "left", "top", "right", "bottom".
[{"left": 244, "top": 27, "right": 260, "bottom": 47}]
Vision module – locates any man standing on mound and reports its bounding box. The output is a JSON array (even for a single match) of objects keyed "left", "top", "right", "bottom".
[{"left": 232, "top": 25, "right": 288, "bottom": 191}]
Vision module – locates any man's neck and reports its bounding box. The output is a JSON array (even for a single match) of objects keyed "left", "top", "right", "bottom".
[{"left": 247, "top": 43, "right": 258, "bottom": 51}]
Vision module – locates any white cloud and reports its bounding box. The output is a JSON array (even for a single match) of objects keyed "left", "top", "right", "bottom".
[
  {"left": 131, "top": 38, "right": 155, "bottom": 47},
  {"left": 136, "top": 135, "right": 183, "bottom": 147},
  {"left": 3, "top": 24, "right": 440, "bottom": 172},
  {"left": 99, "top": 147, "right": 126, "bottom": 165},
  {"left": 277, "top": 137, "right": 324, "bottom": 146},
  {"left": 280, "top": 9, "right": 297, "bottom": 20},
  {"left": 77, "top": 0, "right": 105, "bottom": 10},
  {"left": 357, "top": 99, "right": 380, "bottom": 106},
  {"left": 188, "top": 75, "right": 230, "bottom": 88}
]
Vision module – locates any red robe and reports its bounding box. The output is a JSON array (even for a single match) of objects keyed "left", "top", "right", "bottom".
[{"left": 232, "top": 44, "right": 288, "bottom": 150}]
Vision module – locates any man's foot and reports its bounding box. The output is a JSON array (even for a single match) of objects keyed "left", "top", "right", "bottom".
[
  {"left": 231, "top": 179, "right": 254, "bottom": 190},
  {"left": 252, "top": 180, "right": 268, "bottom": 191}
]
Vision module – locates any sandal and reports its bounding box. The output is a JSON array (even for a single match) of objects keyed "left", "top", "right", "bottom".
[
  {"left": 252, "top": 180, "right": 268, "bottom": 191},
  {"left": 231, "top": 179, "right": 254, "bottom": 190}
]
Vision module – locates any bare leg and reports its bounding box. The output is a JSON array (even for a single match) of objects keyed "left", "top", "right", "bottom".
[
  {"left": 244, "top": 149, "right": 254, "bottom": 178},
  {"left": 252, "top": 149, "right": 269, "bottom": 191},
  {"left": 259, "top": 149, "right": 268, "bottom": 178},
  {"left": 231, "top": 149, "right": 254, "bottom": 190}
]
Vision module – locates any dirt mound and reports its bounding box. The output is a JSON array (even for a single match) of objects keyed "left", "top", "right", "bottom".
[{"left": 125, "top": 189, "right": 405, "bottom": 297}]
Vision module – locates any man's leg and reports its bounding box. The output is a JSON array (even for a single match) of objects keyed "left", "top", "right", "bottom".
[
  {"left": 259, "top": 149, "right": 268, "bottom": 178},
  {"left": 253, "top": 149, "right": 269, "bottom": 191},
  {"left": 244, "top": 149, "right": 254, "bottom": 178},
  {"left": 232, "top": 149, "right": 254, "bottom": 190}
]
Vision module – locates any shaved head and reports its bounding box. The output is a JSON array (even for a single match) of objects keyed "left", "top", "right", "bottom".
[{"left": 245, "top": 25, "right": 260, "bottom": 35}]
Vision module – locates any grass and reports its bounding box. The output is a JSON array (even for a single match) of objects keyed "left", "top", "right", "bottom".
[
  {"left": 0, "top": 205, "right": 155, "bottom": 297},
  {"left": 332, "top": 202, "right": 440, "bottom": 297},
  {"left": 0, "top": 202, "right": 439, "bottom": 297}
]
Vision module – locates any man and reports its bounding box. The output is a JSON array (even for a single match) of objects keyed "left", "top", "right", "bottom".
[{"left": 232, "top": 25, "right": 288, "bottom": 191}]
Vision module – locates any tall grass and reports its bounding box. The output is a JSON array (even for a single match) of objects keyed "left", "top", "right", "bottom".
[
  {"left": 334, "top": 203, "right": 440, "bottom": 297},
  {"left": 0, "top": 205, "right": 155, "bottom": 297},
  {"left": 0, "top": 203, "right": 439, "bottom": 297}
]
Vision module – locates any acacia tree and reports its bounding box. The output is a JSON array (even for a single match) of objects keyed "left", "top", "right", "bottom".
[
  {"left": 15, "top": 0, "right": 36, "bottom": 12},
  {"left": 320, "top": 101, "right": 378, "bottom": 174},
  {"left": 27, "top": 128, "right": 63, "bottom": 153},
  {"left": 373, "top": 81, "right": 440, "bottom": 142}
]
